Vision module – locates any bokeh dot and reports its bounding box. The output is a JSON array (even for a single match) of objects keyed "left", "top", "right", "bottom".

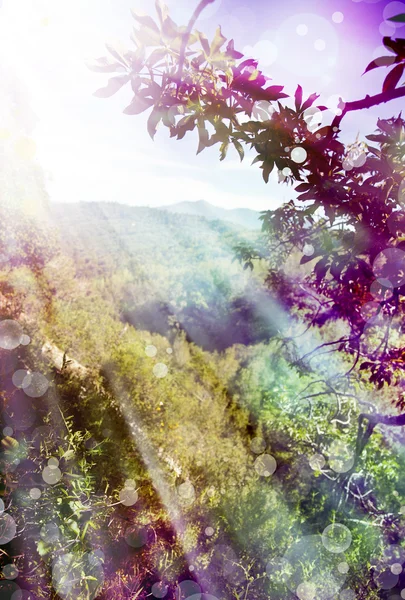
[
  {"left": 296, "top": 581, "right": 316, "bottom": 600},
  {"left": 176, "top": 580, "right": 201, "bottom": 600},
  {"left": 2, "top": 428, "right": 12, "bottom": 438},
  {"left": 370, "top": 278, "right": 394, "bottom": 301},
  {"left": 145, "top": 345, "right": 157, "bottom": 358},
  {"left": 338, "top": 562, "right": 349, "bottom": 574},
  {"left": 0, "top": 320, "right": 23, "bottom": 350},
  {"left": 296, "top": 24, "right": 308, "bottom": 35},
  {"left": 303, "top": 243, "right": 314, "bottom": 256},
  {"left": 303, "top": 107, "right": 323, "bottom": 132},
  {"left": 23, "top": 373, "right": 49, "bottom": 398},
  {"left": 309, "top": 453, "right": 325, "bottom": 470},
  {"left": 332, "top": 11, "right": 344, "bottom": 23},
  {"left": 254, "top": 454, "right": 277, "bottom": 477},
  {"left": 0, "top": 514, "right": 17, "bottom": 544},
  {"left": 372, "top": 45, "right": 396, "bottom": 66},
  {"left": 19, "top": 335, "right": 30, "bottom": 346},
  {"left": 380, "top": 20, "right": 396, "bottom": 35},
  {"left": 392, "top": 563, "right": 403, "bottom": 575},
  {"left": 124, "top": 526, "right": 149, "bottom": 548},
  {"left": 373, "top": 563, "right": 398, "bottom": 589},
  {"left": 29, "top": 488, "right": 41, "bottom": 500},
  {"left": 42, "top": 466, "right": 62, "bottom": 485},
  {"left": 177, "top": 481, "right": 195, "bottom": 502},
  {"left": 47, "top": 457, "right": 59, "bottom": 468},
  {"left": 2, "top": 565, "right": 18, "bottom": 580},
  {"left": 166, "top": 348, "right": 173, "bottom": 354},
  {"left": 205, "top": 526, "right": 215, "bottom": 536},
  {"left": 1, "top": 581, "right": 21, "bottom": 600},
  {"left": 329, "top": 441, "right": 354, "bottom": 473},
  {"left": 12, "top": 370, "right": 32, "bottom": 389},
  {"left": 383, "top": 2, "right": 405, "bottom": 28},
  {"left": 250, "top": 437, "right": 266, "bottom": 454},
  {"left": 282, "top": 167, "right": 292, "bottom": 176},
  {"left": 314, "top": 39, "right": 326, "bottom": 51},
  {"left": 152, "top": 582, "right": 168, "bottom": 598},
  {"left": 321, "top": 523, "right": 352, "bottom": 553},
  {"left": 124, "top": 479, "right": 136, "bottom": 489},
  {"left": 291, "top": 147, "right": 307, "bottom": 164},
  {"left": 119, "top": 488, "right": 138, "bottom": 506},
  {"left": 360, "top": 301, "right": 381, "bottom": 321},
  {"left": 340, "top": 591, "right": 356, "bottom": 600},
  {"left": 373, "top": 248, "right": 405, "bottom": 288},
  {"left": 153, "top": 363, "right": 168, "bottom": 378},
  {"left": 40, "top": 522, "right": 60, "bottom": 543}
]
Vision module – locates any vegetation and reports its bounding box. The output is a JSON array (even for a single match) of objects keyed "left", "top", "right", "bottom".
[{"left": 1, "top": 1, "right": 405, "bottom": 599}]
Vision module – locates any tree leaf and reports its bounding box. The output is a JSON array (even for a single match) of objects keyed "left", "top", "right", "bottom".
[
  {"left": 132, "top": 25, "right": 161, "bottom": 47},
  {"left": 93, "top": 75, "right": 129, "bottom": 98},
  {"left": 211, "top": 26, "right": 227, "bottom": 55},
  {"left": 238, "top": 58, "right": 258, "bottom": 70},
  {"left": 147, "top": 108, "right": 162, "bottom": 139},
  {"left": 300, "top": 254, "right": 317, "bottom": 265},
  {"left": 301, "top": 92, "right": 320, "bottom": 112},
  {"left": 262, "top": 159, "right": 274, "bottom": 183},
  {"left": 197, "top": 127, "right": 209, "bottom": 154},
  {"left": 364, "top": 55, "right": 398, "bottom": 73},
  {"left": 155, "top": 0, "right": 169, "bottom": 24},
  {"left": 233, "top": 140, "right": 244, "bottom": 161},
  {"left": 131, "top": 10, "right": 160, "bottom": 33},
  {"left": 162, "top": 15, "right": 180, "bottom": 40},
  {"left": 123, "top": 96, "right": 155, "bottom": 115},
  {"left": 147, "top": 48, "right": 168, "bottom": 67},
  {"left": 383, "top": 36, "right": 405, "bottom": 56},
  {"left": 383, "top": 63, "right": 405, "bottom": 92},
  {"left": 105, "top": 42, "right": 129, "bottom": 66},
  {"left": 388, "top": 13, "right": 405, "bottom": 22},
  {"left": 86, "top": 56, "right": 125, "bottom": 73},
  {"left": 220, "top": 141, "right": 229, "bottom": 161},
  {"left": 195, "top": 30, "right": 211, "bottom": 56},
  {"left": 314, "top": 257, "right": 330, "bottom": 281},
  {"left": 226, "top": 39, "right": 244, "bottom": 60},
  {"left": 295, "top": 84, "right": 303, "bottom": 111}
]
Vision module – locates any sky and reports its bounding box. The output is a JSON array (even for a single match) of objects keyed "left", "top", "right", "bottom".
[{"left": 0, "top": 0, "right": 405, "bottom": 211}]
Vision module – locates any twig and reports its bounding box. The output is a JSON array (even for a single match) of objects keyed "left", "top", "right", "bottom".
[{"left": 176, "top": 0, "right": 216, "bottom": 89}]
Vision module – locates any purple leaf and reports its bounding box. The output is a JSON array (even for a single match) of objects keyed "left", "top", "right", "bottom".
[
  {"left": 93, "top": 75, "right": 129, "bottom": 98},
  {"left": 383, "top": 62, "right": 405, "bottom": 92}
]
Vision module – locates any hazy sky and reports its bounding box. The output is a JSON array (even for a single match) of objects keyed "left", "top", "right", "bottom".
[{"left": 1, "top": 0, "right": 404, "bottom": 211}]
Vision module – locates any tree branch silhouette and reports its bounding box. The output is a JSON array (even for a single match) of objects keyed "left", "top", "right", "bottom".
[
  {"left": 332, "top": 85, "right": 405, "bottom": 131},
  {"left": 176, "top": 0, "right": 216, "bottom": 86}
]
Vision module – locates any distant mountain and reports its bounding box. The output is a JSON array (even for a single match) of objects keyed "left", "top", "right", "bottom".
[{"left": 159, "top": 200, "right": 262, "bottom": 230}]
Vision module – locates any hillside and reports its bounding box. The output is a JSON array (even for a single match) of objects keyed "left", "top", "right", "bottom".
[
  {"left": 47, "top": 201, "right": 274, "bottom": 351},
  {"left": 0, "top": 200, "right": 403, "bottom": 600},
  {"left": 159, "top": 200, "right": 262, "bottom": 230}
]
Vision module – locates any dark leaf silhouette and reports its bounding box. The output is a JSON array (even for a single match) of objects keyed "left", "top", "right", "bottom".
[{"left": 383, "top": 63, "right": 405, "bottom": 92}]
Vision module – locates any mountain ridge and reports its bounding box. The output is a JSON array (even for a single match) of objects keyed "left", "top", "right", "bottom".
[{"left": 159, "top": 199, "right": 262, "bottom": 230}]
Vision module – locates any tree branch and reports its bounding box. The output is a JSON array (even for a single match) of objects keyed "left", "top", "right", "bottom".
[
  {"left": 332, "top": 85, "right": 405, "bottom": 131},
  {"left": 176, "top": 0, "right": 216, "bottom": 85}
]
